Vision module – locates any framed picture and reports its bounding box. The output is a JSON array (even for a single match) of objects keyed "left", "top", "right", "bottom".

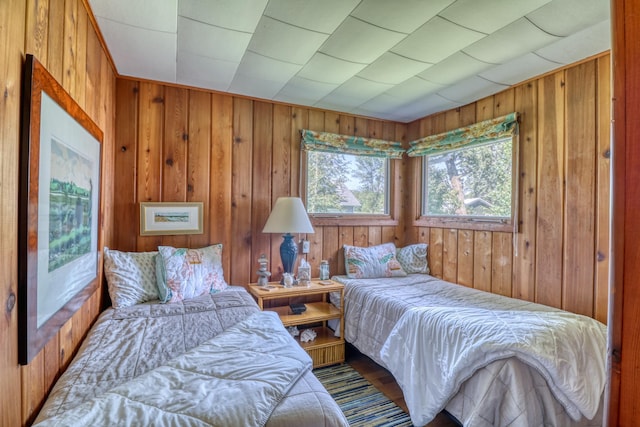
[
  {"left": 18, "top": 55, "right": 103, "bottom": 365},
  {"left": 140, "top": 202, "right": 204, "bottom": 235}
]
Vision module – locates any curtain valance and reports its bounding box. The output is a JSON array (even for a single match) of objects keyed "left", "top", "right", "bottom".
[
  {"left": 301, "top": 129, "right": 405, "bottom": 159},
  {"left": 407, "top": 112, "right": 519, "bottom": 157}
]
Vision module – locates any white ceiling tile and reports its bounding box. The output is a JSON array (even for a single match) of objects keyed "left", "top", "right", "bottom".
[
  {"left": 229, "top": 53, "right": 303, "bottom": 99},
  {"left": 385, "top": 77, "right": 444, "bottom": 101},
  {"left": 418, "top": 52, "right": 493, "bottom": 85},
  {"left": 352, "top": 0, "right": 455, "bottom": 33},
  {"left": 89, "top": 0, "right": 177, "bottom": 31},
  {"left": 439, "top": 0, "right": 551, "bottom": 34},
  {"left": 478, "top": 52, "right": 559, "bottom": 85},
  {"left": 526, "top": 0, "right": 610, "bottom": 36},
  {"left": 248, "top": 17, "right": 328, "bottom": 64},
  {"left": 98, "top": 18, "right": 177, "bottom": 82},
  {"left": 264, "top": 0, "right": 359, "bottom": 33},
  {"left": 463, "top": 18, "right": 560, "bottom": 64},
  {"left": 392, "top": 94, "right": 462, "bottom": 121},
  {"left": 319, "top": 77, "right": 394, "bottom": 109},
  {"left": 178, "top": 0, "right": 267, "bottom": 32},
  {"left": 275, "top": 77, "right": 338, "bottom": 106},
  {"left": 178, "top": 17, "right": 252, "bottom": 62},
  {"left": 358, "top": 92, "right": 414, "bottom": 114},
  {"left": 437, "top": 76, "right": 509, "bottom": 104},
  {"left": 235, "top": 51, "right": 302, "bottom": 84},
  {"left": 391, "top": 17, "right": 485, "bottom": 64},
  {"left": 319, "top": 16, "right": 407, "bottom": 64},
  {"left": 357, "top": 52, "right": 431, "bottom": 84},
  {"left": 297, "top": 53, "right": 366, "bottom": 84},
  {"left": 176, "top": 51, "right": 238, "bottom": 91},
  {"left": 535, "top": 20, "right": 611, "bottom": 64}
]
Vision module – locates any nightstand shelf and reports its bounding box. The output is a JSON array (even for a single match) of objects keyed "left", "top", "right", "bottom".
[{"left": 248, "top": 280, "right": 344, "bottom": 368}]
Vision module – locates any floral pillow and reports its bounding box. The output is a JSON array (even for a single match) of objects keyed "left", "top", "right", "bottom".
[
  {"left": 396, "top": 243, "right": 429, "bottom": 274},
  {"left": 155, "top": 244, "right": 228, "bottom": 303},
  {"left": 103, "top": 247, "right": 160, "bottom": 308},
  {"left": 343, "top": 242, "right": 407, "bottom": 279}
]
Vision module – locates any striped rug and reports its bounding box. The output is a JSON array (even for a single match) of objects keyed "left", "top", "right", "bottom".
[{"left": 314, "top": 363, "right": 414, "bottom": 427}]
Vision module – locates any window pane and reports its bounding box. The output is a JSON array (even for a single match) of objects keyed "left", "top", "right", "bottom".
[
  {"left": 423, "top": 138, "right": 512, "bottom": 218},
  {"left": 306, "top": 151, "right": 388, "bottom": 214}
]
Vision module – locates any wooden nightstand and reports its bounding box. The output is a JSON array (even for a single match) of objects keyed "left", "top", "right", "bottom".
[{"left": 248, "top": 280, "right": 344, "bottom": 368}]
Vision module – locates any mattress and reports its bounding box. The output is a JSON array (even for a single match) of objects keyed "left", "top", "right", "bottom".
[
  {"left": 332, "top": 274, "right": 606, "bottom": 427},
  {"left": 35, "top": 288, "right": 348, "bottom": 427}
]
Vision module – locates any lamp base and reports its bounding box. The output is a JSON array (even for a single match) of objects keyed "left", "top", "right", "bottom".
[{"left": 280, "top": 233, "right": 298, "bottom": 280}]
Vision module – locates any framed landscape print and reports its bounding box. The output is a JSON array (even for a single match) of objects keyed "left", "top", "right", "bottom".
[
  {"left": 140, "top": 202, "right": 203, "bottom": 235},
  {"left": 18, "top": 54, "right": 103, "bottom": 365}
]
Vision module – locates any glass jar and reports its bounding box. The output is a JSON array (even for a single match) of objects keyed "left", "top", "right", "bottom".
[{"left": 319, "top": 260, "right": 330, "bottom": 280}]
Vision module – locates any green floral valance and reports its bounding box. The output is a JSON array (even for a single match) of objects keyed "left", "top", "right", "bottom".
[
  {"left": 301, "top": 129, "right": 405, "bottom": 159},
  {"left": 407, "top": 112, "right": 519, "bottom": 157}
]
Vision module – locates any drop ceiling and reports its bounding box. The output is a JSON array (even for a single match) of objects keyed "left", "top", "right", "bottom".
[{"left": 87, "top": 0, "right": 611, "bottom": 123}]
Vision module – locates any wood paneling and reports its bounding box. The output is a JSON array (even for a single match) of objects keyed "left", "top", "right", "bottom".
[
  {"left": 609, "top": 0, "right": 640, "bottom": 422},
  {"left": 1, "top": 0, "right": 116, "bottom": 424},
  {"left": 407, "top": 54, "right": 610, "bottom": 321}
]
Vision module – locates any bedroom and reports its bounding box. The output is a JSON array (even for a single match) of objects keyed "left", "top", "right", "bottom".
[{"left": 0, "top": 0, "right": 637, "bottom": 426}]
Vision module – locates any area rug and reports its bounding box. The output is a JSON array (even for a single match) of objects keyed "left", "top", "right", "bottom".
[{"left": 314, "top": 363, "right": 414, "bottom": 427}]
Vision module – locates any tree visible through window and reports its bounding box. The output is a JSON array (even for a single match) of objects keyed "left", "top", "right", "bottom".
[
  {"left": 424, "top": 138, "right": 512, "bottom": 218},
  {"left": 306, "top": 151, "right": 388, "bottom": 215}
]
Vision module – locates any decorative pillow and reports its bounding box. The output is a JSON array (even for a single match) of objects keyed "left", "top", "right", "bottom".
[
  {"left": 396, "top": 243, "right": 430, "bottom": 274},
  {"left": 343, "top": 242, "right": 407, "bottom": 279},
  {"left": 103, "top": 247, "right": 160, "bottom": 308},
  {"left": 155, "top": 244, "right": 228, "bottom": 303}
]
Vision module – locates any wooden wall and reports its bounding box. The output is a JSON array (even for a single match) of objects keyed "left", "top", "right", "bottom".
[
  {"left": 405, "top": 53, "right": 611, "bottom": 323},
  {"left": 609, "top": 0, "right": 640, "bottom": 422},
  {"left": 113, "top": 53, "right": 610, "bottom": 325},
  {"left": 112, "top": 82, "right": 407, "bottom": 286},
  {"left": 0, "top": 0, "right": 116, "bottom": 425}
]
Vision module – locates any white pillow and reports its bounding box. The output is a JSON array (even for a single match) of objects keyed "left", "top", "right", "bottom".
[
  {"left": 343, "top": 242, "right": 407, "bottom": 279},
  {"left": 396, "top": 243, "right": 429, "bottom": 274},
  {"left": 103, "top": 247, "right": 160, "bottom": 308},
  {"left": 155, "top": 244, "right": 228, "bottom": 303}
]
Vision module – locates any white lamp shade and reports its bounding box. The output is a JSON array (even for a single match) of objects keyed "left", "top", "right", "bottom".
[{"left": 262, "top": 197, "right": 314, "bottom": 234}]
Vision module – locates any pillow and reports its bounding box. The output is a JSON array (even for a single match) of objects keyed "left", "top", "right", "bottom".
[
  {"left": 103, "top": 247, "right": 160, "bottom": 308},
  {"left": 396, "top": 243, "right": 429, "bottom": 274},
  {"left": 155, "top": 244, "right": 228, "bottom": 303},
  {"left": 343, "top": 242, "right": 407, "bottom": 279}
]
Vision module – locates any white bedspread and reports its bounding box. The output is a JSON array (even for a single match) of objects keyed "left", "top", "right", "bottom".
[
  {"left": 35, "top": 311, "right": 312, "bottom": 427},
  {"left": 381, "top": 306, "right": 606, "bottom": 426},
  {"left": 333, "top": 274, "right": 607, "bottom": 427}
]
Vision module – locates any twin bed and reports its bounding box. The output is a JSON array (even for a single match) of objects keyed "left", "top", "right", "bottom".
[
  {"left": 330, "top": 242, "right": 607, "bottom": 427},
  {"left": 34, "top": 247, "right": 349, "bottom": 427},
  {"left": 34, "top": 243, "right": 607, "bottom": 427}
]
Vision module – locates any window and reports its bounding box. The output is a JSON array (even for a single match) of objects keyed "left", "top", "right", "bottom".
[
  {"left": 306, "top": 151, "right": 389, "bottom": 215},
  {"left": 423, "top": 137, "right": 513, "bottom": 219},
  {"left": 407, "top": 113, "right": 518, "bottom": 227},
  {"left": 300, "top": 129, "right": 404, "bottom": 218}
]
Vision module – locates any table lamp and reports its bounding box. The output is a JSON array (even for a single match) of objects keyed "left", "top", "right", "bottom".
[{"left": 262, "top": 197, "right": 314, "bottom": 278}]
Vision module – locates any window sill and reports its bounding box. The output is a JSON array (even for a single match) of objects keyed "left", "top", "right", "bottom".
[
  {"left": 414, "top": 216, "right": 514, "bottom": 233},
  {"left": 310, "top": 215, "right": 398, "bottom": 227}
]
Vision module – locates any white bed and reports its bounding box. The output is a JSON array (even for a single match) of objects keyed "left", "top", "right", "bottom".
[
  {"left": 34, "top": 288, "right": 349, "bottom": 427},
  {"left": 332, "top": 273, "right": 606, "bottom": 427}
]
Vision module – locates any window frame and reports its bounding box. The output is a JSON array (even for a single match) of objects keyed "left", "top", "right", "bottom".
[
  {"left": 413, "top": 133, "right": 520, "bottom": 233},
  {"left": 300, "top": 150, "right": 400, "bottom": 227}
]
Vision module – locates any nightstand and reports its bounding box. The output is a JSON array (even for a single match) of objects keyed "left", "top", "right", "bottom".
[{"left": 248, "top": 280, "right": 344, "bottom": 368}]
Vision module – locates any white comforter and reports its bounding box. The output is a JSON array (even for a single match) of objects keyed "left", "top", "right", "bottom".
[
  {"left": 381, "top": 306, "right": 606, "bottom": 426},
  {"left": 333, "top": 274, "right": 607, "bottom": 427},
  {"left": 35, "top": 311, "right": 312, "bottom": 427}
]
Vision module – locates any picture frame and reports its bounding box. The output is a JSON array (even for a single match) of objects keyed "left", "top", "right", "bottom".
[
  {"left": 140, "top": 202, "right": 204, "bottom": 235},
  {"left": 18, "top": 55, "right": 103, "bottom": 365}
]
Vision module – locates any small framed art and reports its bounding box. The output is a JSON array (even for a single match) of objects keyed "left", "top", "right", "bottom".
[{"left": 140, "top": 202, "right": 204, "bottom": 235}]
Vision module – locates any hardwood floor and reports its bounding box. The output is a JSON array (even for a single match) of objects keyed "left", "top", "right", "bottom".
[{"left": 345, "top": 344, "right": 460, "bottom": 427}]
